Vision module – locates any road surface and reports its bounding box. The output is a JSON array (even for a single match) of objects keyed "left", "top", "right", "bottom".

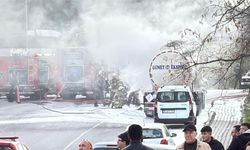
[{"left": 0, "top": 90, "right": 247, "bottom": 149}]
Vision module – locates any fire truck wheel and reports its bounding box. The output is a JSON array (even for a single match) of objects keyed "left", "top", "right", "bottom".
[
  {"left": 30, "top": 92, "right": 41, "bottom": 100},
  {"left": 61, "top": 93, "right": 76, "bottom": 100},
  {"left": 7, "top": 94, "right": 15, "bottom": 102},
  {"left": 86, "top": 94, "right": 97, "bottom": 100}
]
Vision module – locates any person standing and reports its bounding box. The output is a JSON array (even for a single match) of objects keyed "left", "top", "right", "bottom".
[
  {"left": 176, "top": 124, "right": 211, "bottom": 150},
  {"left": 200, "top": 126, "right": 224, "bottom": 150},
  {"left": 227, "top": 123, "right": 250, "bottom": 150},
  {"left": 231, "top": 125, "right": 240, "bottom": 138},
  {"left": 123, "top": 124, "right": 154, "bottom": 150},
  {"left": 117, "top": 131, "right": 129, "bottom": 150},
  {"left": 79, "top": 139, "right": 93, "bottom": 150},
  {"left": 239, "top": 123, "right": 250, "bottom": 135}
]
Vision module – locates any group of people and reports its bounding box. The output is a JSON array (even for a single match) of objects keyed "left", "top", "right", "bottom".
[
  {"left": 177, "top": 122, "right": 250, "bottom": 150},
  {"left": 78, "top": 124, "right": 154, "bottom": 150},
  {"left": 78, "top": 122, "right": 250, "bottom": 150},
  {"left": 228, "top": 123, "right": 250, "bottom": 150},
  {"left": 176, "top": 124, "right": 222, "bottom": 150}
]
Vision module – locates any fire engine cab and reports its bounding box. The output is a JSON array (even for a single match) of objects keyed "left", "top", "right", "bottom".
[
  {"left": 0, "top": 54, "right": 40, "bottom": 101},
  {"left": 0, "top": 48, "right": 102, "bottom": 101}
]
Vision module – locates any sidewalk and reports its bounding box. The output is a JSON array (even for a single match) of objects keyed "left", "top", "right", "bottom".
[{"left": 208, "top": 97, "right": 243, "bottom": 148}]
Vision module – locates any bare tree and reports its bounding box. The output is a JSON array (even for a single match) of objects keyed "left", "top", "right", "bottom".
[{"left": 181, "top": 0, "right": 250, "bottom": 88}]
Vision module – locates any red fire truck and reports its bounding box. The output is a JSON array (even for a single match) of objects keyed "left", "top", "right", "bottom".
[
  {"left": 0, "top": 48, "right": 102, "bottom": 101},
  {"left": 0, "top": 54, "right": 40, "bottom": 101},
  {"left": 41, "top": 48, "right": 100, "bottom": 100}
]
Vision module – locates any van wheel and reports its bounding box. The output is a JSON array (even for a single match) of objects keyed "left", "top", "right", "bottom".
[
  {"left": 188, "top": 116, "right": 196, "bottom": 125},
  {"left": 196, "top": 108, "right": 200, "bottom": 116},
  {"left": 193, "top": 118, "right": 197, "bottom": 125},
  {"left": 189, "top": 110, "right": 194, "bottom": 117},
  {"left": 154, "top": 114, "right": 160, "bottom": 123}
]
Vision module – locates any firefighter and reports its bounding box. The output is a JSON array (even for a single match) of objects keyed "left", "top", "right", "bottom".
[
  {"left": 111, "top": 93, "right": 120, "bottom": 108},
  {"left": 109, "top": 74, "right": 120, "bottom": 100}
]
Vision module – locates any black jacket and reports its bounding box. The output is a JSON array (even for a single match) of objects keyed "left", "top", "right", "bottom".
[
  {"left": 123, "top": 140, "right": 154, "bottom": 150},
  {"left": 227, "top": 132, "right": 250, "bottom": 150},
  {"left": 207, "top": 137, "right": 224, "bottom": 150}
]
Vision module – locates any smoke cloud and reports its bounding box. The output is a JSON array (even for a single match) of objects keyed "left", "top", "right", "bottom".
[
  {"left": 80, "top": 0, "right": 211, "bottom": 90},
  {"left": 0, "top": 0, "right": 211, "bottom": 90}
]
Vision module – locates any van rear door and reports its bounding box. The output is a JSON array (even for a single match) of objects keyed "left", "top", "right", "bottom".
[{"left": 157, "top": 91, "right": 190, "bottom": 120}]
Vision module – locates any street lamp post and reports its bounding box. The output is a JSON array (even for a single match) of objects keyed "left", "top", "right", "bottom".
[{"left": 25, "top": 0, "right": 28, "bottom": 52}]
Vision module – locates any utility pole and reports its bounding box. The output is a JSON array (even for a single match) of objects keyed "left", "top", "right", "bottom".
[{"left": 25, "top": 0, "right": 28, "bottom": 52}]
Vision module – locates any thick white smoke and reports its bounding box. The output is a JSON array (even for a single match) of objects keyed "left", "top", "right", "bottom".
[
  {"left": 0, "top": 0, "right": 212, "bottom": 91},
  {"left": 80, "top": 0, "right": 211, "bottom": 91}
]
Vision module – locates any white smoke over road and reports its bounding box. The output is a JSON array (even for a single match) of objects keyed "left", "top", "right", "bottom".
[
  {"left": 80, "top": 0, "right": 211, "bottom": 90},
  {"left": 0, "top": 0, "right": 212, "bottom": 90}
]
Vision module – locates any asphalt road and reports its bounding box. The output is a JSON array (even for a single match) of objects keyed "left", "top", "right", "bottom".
[
  {"left": 0, "top": 121, "right": 127, "bottom": 150},
  {"left": 0, "top": 99, "right": 131, "bottom": 150},
  {"left": 0, "top": 90, "right": 247, "bottom": 150}
]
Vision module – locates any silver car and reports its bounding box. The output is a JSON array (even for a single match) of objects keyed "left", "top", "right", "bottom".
[
  {"left": 93, "top": 142, "right": 176, "bottom": 150},
  {"left": 93, "top": 142, "right": 118, "bottom": 150}
]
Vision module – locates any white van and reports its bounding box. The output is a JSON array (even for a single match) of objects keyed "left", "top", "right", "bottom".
[{"left": 154, "top": 85, "right": 197, "bottom": 125}]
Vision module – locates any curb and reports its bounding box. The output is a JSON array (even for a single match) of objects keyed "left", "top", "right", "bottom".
[
  {"left": 204, "top": 111, "right": 216, "bottom": 126},
  {"left": 198, "top": 108, "right": 216, "bottom": 140},
  {"left": 241, "top": 95, "right": 250, "bottom": 123}
]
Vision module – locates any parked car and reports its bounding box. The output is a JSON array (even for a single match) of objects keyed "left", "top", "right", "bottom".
[
  {"left": 141, "top": 123, "right": 176, "bottom": 146},
  {"left": 126, "top": 123, "right": 176, "bottom": 146},
  {"left": 93, "top": 142, "right": 176, "bottom": 150},
  {"left": 0, "top": 137, "right": 28, "bottom": 150}
]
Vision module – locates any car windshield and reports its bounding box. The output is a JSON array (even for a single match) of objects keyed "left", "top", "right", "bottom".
[
  {"left": 0, "top": 146, "right": 11, "bottom": 150},
  {"left": 157, "top": 91, "right": 190, "bottom": 102},
  {"left": 143, "top": 128, "right": 163, "bottom": 139},
  {"left": 94, "top": 148, "right": 118, "bottom": 150}
]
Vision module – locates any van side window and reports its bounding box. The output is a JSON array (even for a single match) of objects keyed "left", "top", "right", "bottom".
[
  {"left": 157, "top": 92, "right": 190, "bottom": 102},
  {"left": 177, "top": 92, "right": 189, "bottom": 102},
  {"left": 162, "top": 95, "right": 170, "bottom": 101},
  {"left": 157, "top": 92, "right": 174, "bottom": 102}
]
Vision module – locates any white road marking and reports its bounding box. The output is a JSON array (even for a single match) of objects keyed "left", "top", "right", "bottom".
[{"left": 63, "top": 122, "right": 103, "bottom": 150}]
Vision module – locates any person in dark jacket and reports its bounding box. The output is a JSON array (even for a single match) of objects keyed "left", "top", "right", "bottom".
[
  {"left": 231, "top": 125, "right": 240, "bottom": 139},
  {"left": 227, "top": 123, "right": 250, "bottom": 150},
  {"left": 201, "top": 126, "right": 224, "bottom": 150},
  {"left": 117, "top": 131, "right": 129, "bottom": 150},
  {"left": 123, "top": 124, "right": 154, "bottom": 150}
]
